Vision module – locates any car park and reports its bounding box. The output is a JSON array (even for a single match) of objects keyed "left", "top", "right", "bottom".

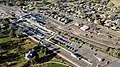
[{"left": 54, "top": 35, "right": 70, "bottom": 45}]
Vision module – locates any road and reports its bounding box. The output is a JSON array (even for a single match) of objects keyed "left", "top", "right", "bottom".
[
  {"left": 19, "top": 18, "right": 87, "bottom": 67},
  {"left": 46, "top": 16, "right": 120, "bottom": 50},
  {"left": 0, "top": 5, "right": 83, "bottom": 67},
  {"left": 1, "top": 5, "right": 120, "bottom": 67},
  {"left": 47, "top": 9, "right": 120, "bottom": 48},
  {"left": 20, "top": 15, "right": 120, "bottom": 67},
  {"left": 29, "top": 35, "right": 88, "bottom": 67},
  {"left": 45, "top": 18, "right": 107, "bottom": 49}
]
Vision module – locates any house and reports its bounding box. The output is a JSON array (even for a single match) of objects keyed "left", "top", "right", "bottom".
[
  {"left": 110, "top": 23, "right": 118, "bottom": 30},
  {"left": 25, "top": 49, "right": 35, "bottom": 60},
  {"left": 104, "top": 20, "right": 111, "bottom": 27},
  {"left": 65, "top": 18, "right": 73, "bottom": 24},
  {"left": 86, "top": 10, "right": 95, "bottom": 15},
  {"left": 60, "top": 17, "right": 66, "bottom": 22},
  {"left": 74, "top": 23, "right": 79, "bottom": 26},
  {"left": 94, "top": 20, "right": 100, "bottom": 24},
  {"left": 114, "top": 16, "right": 120, "bottom": 20},
  {"left": 80, "top": 25, "right": 90, "bottom": 31}
]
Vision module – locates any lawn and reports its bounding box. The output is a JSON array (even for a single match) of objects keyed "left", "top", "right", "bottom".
[
  {"left": 51, "top": 58, "right": 63, "bottom": 62},
  {"left": 38, "top": 63, "right": 68, "bottom": 67},
  {"left": 37, "top": 57, "right": 69, "bottom": 67},
  {"left": 23, "top": 39, "right": 38, "bottom": 52},
  {"left": 0, "top": 37, "right": 70, "bottom": 67},
  {"left": 0, "top": 37, "right": 12, "bottom": 44},
  {"left": 46, "top": 63, "right": 68, "bottom": 67}
]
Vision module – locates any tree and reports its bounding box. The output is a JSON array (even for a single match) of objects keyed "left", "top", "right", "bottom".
[
  {"left": 108, "top": 48, "right": 115, "bottom": 56},
  {"left": 106, "top": 47, "right": 111, "bottom": 52},
  {"left": 43, "top": 0, "right": 47, "bottom": 5}
]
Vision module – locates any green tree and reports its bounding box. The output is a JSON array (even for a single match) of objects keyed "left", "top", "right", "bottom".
[
  {"left": 43, "top": 0, "right": 47, "bottom": 5},
  {"left": 108, "top": 48, "right": 115, "bottom": 56}
]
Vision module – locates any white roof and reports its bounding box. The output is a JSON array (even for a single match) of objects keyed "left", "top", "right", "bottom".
[{"left": 80, "top": 25, "right": 89, "bottom": 31}]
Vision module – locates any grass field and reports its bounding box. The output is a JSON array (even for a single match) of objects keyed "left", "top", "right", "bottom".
[
  {"left": 0, "top": 36, "right": 69, "bottom": 67},
  {"left": 46, "top": 63, "right": 68, "bottom": 67},
  {"left": 38, "top": 63, "right": 68, "bottom": 67},
  {"left": 0, "top": 37, "right": 12, "bottom": 44},
  {"left": 23, "top": 39, "right": 38, "bottom": 51}
]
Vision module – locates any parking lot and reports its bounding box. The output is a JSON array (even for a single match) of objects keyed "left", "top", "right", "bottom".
[{"left": 15, "top": 13, "right": 55, "bottom": 42}]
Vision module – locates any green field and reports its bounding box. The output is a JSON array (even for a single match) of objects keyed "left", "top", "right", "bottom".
[
  {"left": 39, "top": 63, "right": 68, "bottom": 67},
  {"left": 0, "top": 37, "right": 12, "bottom": 44},
  {"left": 46, "top": 63, "right": 68, "bottom": 67}
]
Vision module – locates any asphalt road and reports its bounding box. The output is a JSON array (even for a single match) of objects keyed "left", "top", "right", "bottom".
[
  {"left": 46, "top": 40, "right": 89, "bottom": 67},
  {"left": 29, "top": 35, "right": 87, "bottom": 67},
  {"left": 48, "top": 9, "right": 120, "bottom": 48},
  {"left": 45, "top": 18, "right": 108, "bottom": 49},
  {"left": 1, "top": 5, "right": 120, "bottom": 67},
  {"left": 0, "top": 5, "right": 84, "bottom": 67},
  {"left": 46, "top": 16, "right": 120, "bottom": 49}
]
